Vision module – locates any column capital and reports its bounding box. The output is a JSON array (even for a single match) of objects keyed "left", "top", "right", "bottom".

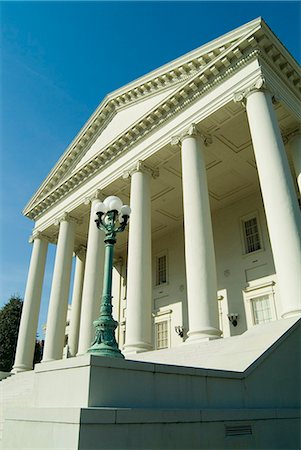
[
  {"left": 123, "top": 160, "right": 159, "bottom": 180},
  {"left": 171, "top": 123, "right": 212, "bottom": 147},
  {"left": 84, "top": 189, "right": 103, "bottom": 205},
  {"left": 54, "top": 212, "right": 79, "bottom": 227},
  {"left": 28, "top": 230, "right": 42, "bottom": 244},
  {"left": 74, "top": 245, "right": 86, "bottom": 260},
  {"left": 233, "top": 75, "right": 276, "bottom": 107},
  {"left": 28, "top": 230, "right": 51, "bottom": 244}
]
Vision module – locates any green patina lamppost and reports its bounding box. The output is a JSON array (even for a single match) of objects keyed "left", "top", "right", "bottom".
[{"left": 88, "top": 196, "right": 131, "bottom": 358}]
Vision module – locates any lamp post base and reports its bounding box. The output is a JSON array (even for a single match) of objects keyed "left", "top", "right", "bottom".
[
  {"left": 87, "top": 315, "right": 124, "bottom": 359},
  {"left": 88, "top": 343, "right": 124, "bottom": 358}
]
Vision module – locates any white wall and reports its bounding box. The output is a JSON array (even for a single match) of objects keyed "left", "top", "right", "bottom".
[
  {"left": 113, "top": 190, "right": 281, "bottom": 347},
  {"left": 212, "top": 190, "right": 278, "bottom": 336}
]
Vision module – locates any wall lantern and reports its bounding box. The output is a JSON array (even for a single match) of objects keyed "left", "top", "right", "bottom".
[
  {"left": 228, "top": 313, "right": 239, "bottom": 327},
  {"left": 175, "top": 325, "right": 184, "bottom": 338}
]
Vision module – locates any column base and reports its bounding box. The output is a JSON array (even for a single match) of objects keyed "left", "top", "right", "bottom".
[
  {"left": 11, "top": 364, "right": 33, "bottom": 374},
  {"left": 41, "top": 358, "right": 58, "bottom": 364},
  {"left": 282, "top": 310, "right": 301, "bottom": 319},
  {"left": 186, "top": 328, "right": 222, "bottom": 343},
  {"left": 123, "top": 342, "right": 153, "bottom": 355}
]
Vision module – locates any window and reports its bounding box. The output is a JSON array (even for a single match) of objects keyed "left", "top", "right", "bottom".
[
  {"left": 156, "top": 320, "right": 169, "bottom": 349},
  {"left": 156, "top": 254, "right": 167, "bottom": 285},
  {"left": 251, "top": 294, "right": 272, "bottom": 325},
  {"left": 243, "top": 277, "right": 277, "bottom": 329},
  {"left": 153, "top": 307, "right": 172, "bottom": 350},
  {"left": 243, "top": 216, "right": 261, "bottom": 254}
]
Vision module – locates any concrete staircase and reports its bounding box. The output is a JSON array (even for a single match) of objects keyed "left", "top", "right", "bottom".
[
  {"left": 129, "top": 316, "right": 300, "bottom": 371},
  {"left": 0, "top": 371, "right": 35, "bottom": 444}
]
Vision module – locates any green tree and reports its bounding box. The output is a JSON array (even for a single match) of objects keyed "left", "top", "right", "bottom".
[{"left": 0, "top": 296, "right": 23, "bottom": 372}]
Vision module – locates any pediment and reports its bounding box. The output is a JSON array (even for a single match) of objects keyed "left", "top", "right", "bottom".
[
  {"left": 70, "top": 84, "right": 185, "bottom": 174},
  {"left": 25, "top": 17, "right": 299, "bottom": 219}
]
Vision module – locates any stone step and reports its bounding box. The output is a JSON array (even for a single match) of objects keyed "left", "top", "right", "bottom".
[{"left": 0, "top": 370, "right": 35, "bottom": 443}]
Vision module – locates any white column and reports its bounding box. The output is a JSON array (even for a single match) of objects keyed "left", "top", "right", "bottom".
[
  {"left": 12, "top": 233, "right": 48, "bottom": 373},
  {"left": 77, "top": 196, "right": 105, "bottom": 355},
  {"left": 42, "top": 214, "right": 76, "bottom": 362},
  {"left": 124, "top": 161, "right": 155, "bottom": 354},
  {"left": 243, "top": 80, "right": 301, "bottom": 318},
  {"left": 288, "top": 131, "right": 301, "bottom": 194},
  {"left": 179, "top": 124, "right": 221, "bottom": 341},
  {"left": 111, "top": 257, "right": 123, "bottom": 343},
  {"left": 68, "top": 248, "right": 86, "bottom": 357}
]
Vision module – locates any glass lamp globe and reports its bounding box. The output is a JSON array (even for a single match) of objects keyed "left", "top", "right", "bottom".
[
  {"left": 94, "top": 202, "right": 105, "bottom": 214},
  {"left": 103, "top": 196, "right": 123, "bottom": 212},
  {"left": 119, "top": 205, "right": 131, "bottom": 223},
  {"left": 120, "top": 205, "right": 131, "bottom": 216}
]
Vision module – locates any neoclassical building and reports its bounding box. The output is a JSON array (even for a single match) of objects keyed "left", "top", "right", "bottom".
[{"left": 1, "top": 17, "right": 300, "bottom": 450}]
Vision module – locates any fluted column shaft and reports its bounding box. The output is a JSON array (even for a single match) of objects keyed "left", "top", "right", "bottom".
[
  {"left": 77, "top": 198, "right": 105, "bottom": 355},
  {"left": 180, "top": 125, "right": 221, "bottom": 341},
  {"left": 245, "top": 88, "right": 301, "bottom": 317},
  {"left": 124, "top": 163, "right": 153, "bottom": 353},
  {"left": 12, "top": 234, "right": 48, "bottom": 372},
  {"left": 42, "top": 216, "right": 76, "bottom": 362},
  {"left": 68, "top": 249, "right": 86, "bottom": 356},
  {"left": 288, "top": 131, "right": 301, "bottom": 194}
]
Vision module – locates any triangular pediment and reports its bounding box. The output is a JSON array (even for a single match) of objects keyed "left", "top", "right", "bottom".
[
  {"left": 25, "top": 17, "right": 299, "bottom": 219},
  {"left": 70, "top": 84, "right": 185, "bottom": 174}
]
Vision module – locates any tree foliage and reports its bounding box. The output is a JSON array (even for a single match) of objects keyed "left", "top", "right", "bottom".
[{"left": 0, "top": 296, "right": 23, "bottom": 372}]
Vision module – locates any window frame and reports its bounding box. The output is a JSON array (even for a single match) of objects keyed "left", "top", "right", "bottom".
[
  {"left": 155, "top": 320, "right": 169, "bottom": 350},
  {"left": 153, "top": 308, "right": 172, "bottom": 350},
  {"left": 250, "top": 294, "right": 273, "bottom": 325},
  {"left": 154, "top": 250, "right": 168, "bottom": 287},
  {"left": 243, "top": 278, "right": 277, "bottom": 328},
  {"left": 240, "top": 212, "right": 264, "bottom": 256}
]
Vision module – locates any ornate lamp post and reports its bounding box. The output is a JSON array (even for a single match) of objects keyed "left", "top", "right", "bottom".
[{"left": 88, "top": 196, "right": 131, "bottom": 358}]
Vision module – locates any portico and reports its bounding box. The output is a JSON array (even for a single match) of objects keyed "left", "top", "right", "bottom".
[{"left": 12, "top": 17, "right": 301, "bottom": 373}]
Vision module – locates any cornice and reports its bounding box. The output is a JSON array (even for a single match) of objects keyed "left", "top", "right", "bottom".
[
  {"left": 24, "top": 21, "right": 300, "bottom": 221},
  {"left": 253, "top": 43, "right": 300, "bottom": 102}
]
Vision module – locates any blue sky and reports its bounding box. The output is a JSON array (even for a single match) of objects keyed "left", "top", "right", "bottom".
[{"left": 1, "top": 1, "right": 300, "bottom": 337}]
